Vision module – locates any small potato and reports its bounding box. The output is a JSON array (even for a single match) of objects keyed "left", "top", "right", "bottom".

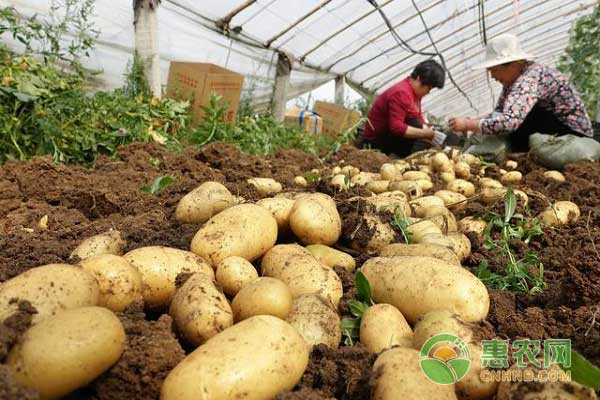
[
  {"left": 500, "top": 171, "right": 522, "bottom": 185},
  {"left": 409, "top": 195, "right": 445, "bottom": 218},
  {"left": 331, "top": 174, "right": 350, "bottom": 190},
  {"left": 432, "top": 152, "right": 453, "bottom": 172},
  {"left": 505, "top": 160, "right": 518, "bottom": 169},
  {"left": 447, "top": 232, "right": 472, "bottom": 262},
  {"left": 454, "top": 161, "right": 471, "bottom": 179},
  {"left": 366, "top": 180, "right": 390, "bottom": 194},
  {"left": 460, "top": 154, "right": 480, "bottom": 166},
  {"left": 289, "top": 193, "right": 341, "bottom": 246},
  {"left": 403, "top": 171, "right": 431, "bottom": 181},
  {"left": 514, "top": 189, "right": 529, "bottom": 207},
  {"left": 407, "top": 219, "right": 443, "bottom": 244},
  {"left": 70, "top": 230, "right": 125, "bottom": 260},
  {"left": 499, "top": 169, "right": 508, "bottom": 175},
  {"left": 360, "top": 304, "right": 413, "bottom": 353},
  {"left": 544, "top": 170, "right": 565, "bottom": 182},
  {"left": 215, "top": 256, "right": 258, "bottom": 296},
  {"left": 191, "top": 204, "right": 278, "bottom": 265},
  {"left": 479, "top": 187, "right": 507, "bottom": 205},
  {"left": 351, "top": 213, "right": 397, "bottom": 252},
  {"left": 232, "top": 277, "right": 292, "bottom": 321},
  {"left": 458, "top": 217, "right": 488, "bottom": 239},
  {"left": 287, "top": 294, "right": 341, "bottom": 349},
  {"left": 413, "top": 310, "right": 473, "bottom": 349},
  {"left": 441, "top": 171, "right": 456, "bottom": 184},
  {"left": 388, "top": 180, "right": 423, "bottom": 200},
  {"left": 79, "top": 254, "right": 143, "bottom": 312},
  {"left": 341, "top": 165, "right": 360, "bottom": 177},
  {"left": 421, "top": 206, "right": 458, "bottom": 234},
  {"left": 294, "top": 176, "right": 308, "bottom": 187},
  {"left": 380, "top": 243, "right": 461, "bottom": 266},
  {"left": 170, "top": 273, "right": 233, "bottom": 346},
  {"left": 175, "top": 181, "right": 234, "bottom": 224},
  {"left": 332, "top": 166, "right": 342, "bottom": 175},
  {"left": 380, "top": 163, "right": 397, "bottom": 181},
  {"left": 0, "top": 264, "right": 99, "bottom": 324},
  {"left": 448, "top": 179, "right": 475, "bottom": 197},
  {"left": 306, "top": 244, "right": 356, "bottom": 272},
  {"left": 124, "top": 246, "right": 214, "bottom": 309},
  {"left": 435, "top": 190, "right": 467, "bottom": 210},
  {"left": 416, "top": 178, "right": 434, "bottom": 190},
  {"left": 394, "top": 160, "right": 409, "bottom": 173},
  {"left": 247, "top": 177, "right": 282, "bottom": 197},
  {"left": 161, "top": 316, "right": 309, "bottom": 400},
  {"left": 456, "top": 346, "right": 499, "bottom": 400},
  {"left": 256, "top": 197, "right": 295, "bottom": 234},
  {"left": 351, "top": 172, "right": 379, "bottom": 186},
  {"left": 478, "top": 178, "right": 503, "bottom": 189},
  {"left": 7, "top": 307, "right": 125, "bottom": 400},
  {"left": 418, "top": 165, "right": 433, "bottom": 174},
  {"left": 538, "top": 201, "right": 580, "bottom": 227}
]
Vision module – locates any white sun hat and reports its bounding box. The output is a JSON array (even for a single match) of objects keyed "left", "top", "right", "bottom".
[{"left": 473, "top": 33, "right": 534, "bottom": 70}]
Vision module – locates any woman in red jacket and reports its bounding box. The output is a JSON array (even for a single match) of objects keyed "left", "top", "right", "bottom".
[{"left": 362, "top": 59, "right": 445, "bottom": 157}]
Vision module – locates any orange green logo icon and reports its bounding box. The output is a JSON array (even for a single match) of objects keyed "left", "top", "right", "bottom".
[{"left": 419, "top": 333, "right": 471, "bottom": 384}]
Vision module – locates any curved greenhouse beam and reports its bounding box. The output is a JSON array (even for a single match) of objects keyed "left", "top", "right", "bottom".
[{"left": 216, "top": 0, "right": 257, "bottom": 32}]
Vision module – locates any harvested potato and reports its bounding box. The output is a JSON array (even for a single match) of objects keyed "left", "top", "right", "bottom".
[
  {"left": 170, "top": 273, "right": 233, "bottom": 346},
  {"left": 351, "top": 172, "right": 379, "bottom": 186},
  {"left": 418, "top": 165, "right": 433, "bottom": 174},
  {"left": 505, "top": 160, "right": 518, "bottom": 169},
  {"left": 421, "top": 206, "right": 458, "bottom": 233},
  {"left": 413, "top": 310, "right": 473, "bottom": 349},
  {"left": 191, "top": 204, "right": 278, "bottom": 265},
  {"left": 380, "top": 243, "right": 460, "bottom": 266},
  {"left": 360, "top": 304, "right": 413, "bottom": 353},
  {"left": 371, "top": 347, "right": 458, "bottom": 400},
  {"left": 514, "top": 189, "right": 529, "bottom": 207},
  {"left": 478, "top": 178, "right": 503, "bottom": 189},
  {"left": 458, "top": 217, "right": 488, "bottom": 239},
  {"left": 79, "top": 254, "right": 143, "bottom": 312},
  {"left": 161, "top": 315, "right": 309, "bottom": 400},
  {"left": 289, "top": 193, "right": 341, "bottom": 246},
  {"left": 256, "top": 197, "right": 295, "bottom": 234},
  {"left": 287, "top": 294, "right": 341, "bottom": 349},
  {"left": 410, "top": 195, "right": 445, "bottom": 217},
  {"left": 500, "top": 171, "right": 522, "bottom": 185},
  {"left": 70, "top": 229, "right": 125, "bottom": 260},
  {"left": 460, "top": 154, "right": 480, "bottom": 166},
  {"left": 351, "top": 213, "right": 397, "bottom": 252},
  {"left": 456, "top": 346, "right": 499, "bottom": 400},
  {"left": 294, "top": 176, "right": 308, "bottom": 187},
  {"left": 366, "top": 180, "right": 390, "bottom": 194},
  {"left": 447, "top": 232, "right": 472, "bottom": 261},
  {"left": 366, "top": 192, "right": 411, "bottom": 217},
  {"left": 124, "top": 246, "right": 214, "bottom": 309},
  {"left": 388, "top": 180, "right": 423, "bottom": 199},
  {"left": 416, "top": 178, "right": 435, "bottom": 190},
  {"left": 380, "top": 163, "right": 397, "bottom": 180},
  {"left": 332, "top": 166, "right": 342, "bottom": 175},
  {"left": 7, "top": 306, "right": 125, "bottom": 400},
  {"left": 306, "top": 244, "right": 356, "bottom": 272},
  {"left": 175, "top": 182, "right": 234, "bottom": 224},
  {"left": 231, "top": 277, "right": 292, "bottom": 322},
  {"left": 403, "top": 171, "right": 431, "bottom": 181},
  {"left": 454, "top": 161, "right": 471, "bottom": 179},
  {"left": 448, "top": 179, "right": 475, "bottom": 197},
  {"left": 432, "top": 152, "right": 453, "bottom": 172},
  {"left": 331, "top": 174, "right": 350, "bottom": 190},
  {"left": 499, "top": 168, "right": 508, "bottom": 175},
  {"left": 543, "top": 170, "right": 565, "bottom": 182},
  {"left": 247, "top": 177, "right": 282, "bottom": 196},
  {"left": 362, "top": 256, "right": 489, "bottom": 323},
  {"left": 261, "top": 244, "right": 343, "bottom": 307},
  {"left": 480, "top": 187, "right": 507, "bottom": 205},
  {"left": 538, "top": 201, "right": 580, "bottom": 227},
  {"left": 441, "top": 171, "right": 456, "bottom": 183},
  {"left": 435, "top": 190, "right": 467, "bottom": 210},
  {"left": 0, "top": 264, "right": 99, "bottom": 324},
  {"left": 407, "top": 219, "right": 443, "bottom": 243},
  {"left": 215, "top": 256, "right": 258, "bottom": 296},
  {"left": 394, "top": 160, "right": 409, "bottom": 173},
  {"left": 341, "top": 165, "right": 360, "bottom": 177}
]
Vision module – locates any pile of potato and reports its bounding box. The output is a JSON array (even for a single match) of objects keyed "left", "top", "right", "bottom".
[{"left": 0, "top": 150, "right": 585, "bottom": 400}]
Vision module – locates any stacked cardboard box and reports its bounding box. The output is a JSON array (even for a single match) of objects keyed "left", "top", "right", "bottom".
[
  {"left": 284, "top": 108, "right": 323, "bottom": 135},
  {"left": 314, "top": 101, "right": 361, "bottom": 137}
]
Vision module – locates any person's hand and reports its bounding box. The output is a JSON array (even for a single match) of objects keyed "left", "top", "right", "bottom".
[
  {"left": 422, "top": 126, "right": 435, "bottom": 140},
  {"left": 449, "top": 117, "right": 480, "bottom": 132}
]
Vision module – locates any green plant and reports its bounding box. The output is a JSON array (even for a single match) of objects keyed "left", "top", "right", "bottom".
[
  {"left": 141, "top": 175, "right": 176, "bottom": 194},
  {"left": 565, "top": 350, "right": 600, "bottom": 389},
  {"left": 391, "top": 211, "right": 413, "bottom": 244},
  {"left": 340, "top": 271, "right": 373, "bottom": 345},
  {"left": 476, "top": 189, "right": 545, "bottom": 294},
  {"left": 123, "top": 51, "right": 151, "bottom": 98}
]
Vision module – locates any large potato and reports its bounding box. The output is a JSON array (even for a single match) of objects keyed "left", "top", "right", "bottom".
[
  {"left": 371, "top": 347, "right": 457, "bottom": 400},
  {"left": 366, "top": 180, "right": 390, "bottom": 194},
  {"left": 231, "top": 277, "right": 292, "bottom": 321},
  {"left": 351, "top": 213, "right": 397, "bottom": 252},
  {"left": 538, "top": 201, "right": 580, "bottom": 227},
  {"left": 351, "top": 172, "right": 379, "bottom": 186},
  {"left": 0, "top": 264, "right": 99, "bottom": 324},
  {"left": 261, "top": 244, "right": 343, "bottom": 307},
  {"left": 190, "top": 204, "right": 278, "bottom": 265},
  {"left": 407, "top": 219, "right": 443, "bottom": 243},
  {"left": 380, "top": 163, "right": 397, "bottom": 180},
  {"left": 403, "top": 171, "right": 431, "bottom": 181},
  {"left": 421, "top": 206, "right": 458, "bottom": 233},
  {"left": 70, "top": 229, "right": 125, "bottom": 260},
  {"left": 380, "top": 243, "right": 460, "bottom": 266},
  {"left": 79, "top": 254, "right": 143, "bottom": 312},
  {"left": 256, "top": 197, "right": 295, "bottom": 235},
  {"left": 448, "top": 179, "right": 475, "bottom": 197},
  {"left": 215, "top": 256, "right": 258, "bottom": 296},
  {"left": 360, "top": 304, "right": 413, "bottom": 353},
  {"left": 479, "top": 187, "right": 507, "bottom": 205},
  {"left": 416, "top": 178, "right": 434, "bottom": 190},
  {"left": 161, "top": 315, "right": 309, "bottom": 400},
  {"left": 287, "top": 294, "right": 341, "bottom": 349},
  {"left": 362, "top": 256, "right": 489, "bottom": 323},
  {"left": 454, "top": 162, "right": 471, "bottom": 179},
  {"left": 7, "top": 307, "right": 125, "bottom": 400},
  {"left": 169, "top": 272, "right": 233, "bottom": 346},
  {"left": 413, "top": 310, "right": 474, "bottom": 350},
  {"left": 289, "top": 193, "right": 341, "bottom": 245},
  {"left": 432, "top": 152, "right": 453, "bottom": 172},
  {"left": 367, "top": 191, "right": 412, "bottom": 217},
  {"left": 456, "top": 346, "right": 499, "bottom": 400},
  {"left": 124, "top": 246, "right": 214, "bottom": 309},
  {"left": 306, "top": 244, "right": 356, "bottom": 272},
  {"left": 410, "top": 195, "right": 445, "bottom": 217},
  {"left": 175, "top": 181, "right": 234, "bottom": 224},
  {"left": 447, "top": 232, "right": 472, "bottom": 261}
]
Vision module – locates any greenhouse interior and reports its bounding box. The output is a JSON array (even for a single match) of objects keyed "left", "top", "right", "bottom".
[{"left": 1, "top": 0, "right": 600, "bottom": 399}]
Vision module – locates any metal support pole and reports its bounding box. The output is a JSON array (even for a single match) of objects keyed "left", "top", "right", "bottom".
[
  {"left": 335, "top": 76, "right": 345, "bottom": 105},
  {"left": 134, "top": 0, "right": 161, "bottom": 98},
  {"left": 271, "top": 52, "right": 292, "bottom": 122}
]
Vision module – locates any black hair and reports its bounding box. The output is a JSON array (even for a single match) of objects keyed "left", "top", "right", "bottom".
[{"left": 410, "top": 59, "right": 445, "bottom": 89}]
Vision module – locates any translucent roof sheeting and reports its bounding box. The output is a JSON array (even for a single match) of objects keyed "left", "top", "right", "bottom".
[{"left": 3, "top": 0, "right": 596, "bottom": 117}]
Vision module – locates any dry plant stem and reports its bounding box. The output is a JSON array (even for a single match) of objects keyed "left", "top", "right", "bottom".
[
  {"left": 586, "top": 211, "right": 600, "bottom": 262},
  {"left": 585, "top": 305, "right": 600, "bottom": 337},
  {"left": 446, "top": 193, "right": 481, "bottom": 208}
]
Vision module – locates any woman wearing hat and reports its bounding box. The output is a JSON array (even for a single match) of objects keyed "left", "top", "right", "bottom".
[{"left": 449, "top": 34, "right": 593, "bottom": 152}]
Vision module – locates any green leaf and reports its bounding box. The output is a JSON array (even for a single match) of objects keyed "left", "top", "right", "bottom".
[
  {"left": 355, "top": 270, "right": 372, "bottom": 303},
  {"left": 141, "top": 175, "right": 176, "bottom": 195},
  {"left": 563, "top": 350, "right": 600, "bottom": 389},
  {"left": 340, "top": 317, "right": 360, "bottom": 345},
  {"left": 504, "top": 188, "right": 516, "bottom": 223},
  {"left": 348, "top": 300, "right": 369, "bottom": 318}
]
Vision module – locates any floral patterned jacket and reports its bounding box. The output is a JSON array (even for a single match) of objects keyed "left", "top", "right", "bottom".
[{"left": 480, "top": 62, "right": 593, "bottom": 137}]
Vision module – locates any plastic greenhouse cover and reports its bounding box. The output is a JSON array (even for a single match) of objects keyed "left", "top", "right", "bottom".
[{"left": 1, "top": 0, "right": 596, "bottom": 117}]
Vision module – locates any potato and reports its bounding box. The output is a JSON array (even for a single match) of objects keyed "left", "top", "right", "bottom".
[
  {"left": 413, "top": 310, "right": 473, "bottom": 350},
  {"left": 435, "top": 190, "right": 467, "bottom": 210},
  {"left": 499, "top": 168, "right": 508, "bottom": 175},
  {"left": 407, "top": 219, "right": 443, "bottom": 243},
  {"left": 447, "top": 232, "right": 472, "bottom": 261},
  {"left": 538, "top": 201, "right": 580, "bottom": 227},
  {"left": 124, "top": 246, "right": 214, "bottom": 309},
  {"left": 456, "top": 346, "right": 499, "bottom": 400},
  {"left": 70, "top": 229, "right": 125, "bottom": 260},
  {"left": 351, "top": 171, "right": 379, "bottom": 186},
  {"left": 79, "top": 254, "right": 143, "bottom": 312},
  {"left": 294, "top": 176, "right": 308, "bottom": 187},
  {"left": 394, "top": 160, "right": 409, "bottom": 173},
  {"left": 478, "top": 178, "right": 503, "bottom": 189},
  {"left": 256, "top": 197, "right": 295, "bottom": 234},
  {"left": 261, "top": 244, "right": 343, "bottom": 307},
  {"left": 416, "top": 178, "right": 434, "bottom": 190},
  {"left": 421, "top": 206, "right": 458, "bottom": 233},
  {"left": 362, "top": 256, "right": 489, "bottom": 323},
  {"left": 514, "top": 189, "right": 529, "bottom": 207},
  {"left": 341, "top": 165, "right": 360, "bottom": 177},
  {"left": 380, "top": 163, "right": 397, "bottom": 180},
  {"left": 479, "top": 187, "right": 507, "bottom": 205},
  {"left": 461, "top": 154, "right": 480, "bottom": 166},
  {"left": 175, "top": 182, "right": 234, "bottom": 224},
  {"left": 419, "top": 233, "right": 456, "bottom": 253},
  {"left": 289, "top": 193, "right": 341, "bottom": 246},
  {"left": 287, "top": 294, "right": 341, "bottom": 349},
  {"left": 360, "top": 304, "right": 413, "bottom": 353},
  {"left": 458, "top": 217, "right": 488, "bottom": 239},
  {"left": 380, "top": 243, "right": 461, "bottom": 266},
  {"left": 448, "top": 179, "right": 475, "bottom": 197},
  {"left": 169, "top": 272, "right": 233, "bottom": 346},
  {"left": 331, "top": 174, "right": 350, "bottom": 190},
  {"left": 432, "top": 152, "right": 453, "bottom": 172},
  {"left": 7, "top": 306, "right": 125, "bottom": 400},
  {"left": 191, "top": 204, "right": 278, "bottom": 265},
  {"left": 454, "top": 161, "right": 471, "bottom": 179},
  {"left": 306, "top": 244, "right": 356, "bottom": 272},
  {"left": 388, "top": 180, "right": 423, "bottom": 199},
  {"left": 332, "top": 166, "right": 342, "bottom": 175},
  {"left": 231, "top": 277, "right": 292, "bottom": 322},
  {"left": 215, "top": 256, "right": 258, "bottom": 296},
  {"left": 403, "top": 171, "right": 431, "bottom": 181},
  {"left": 371, "top": 347, "right": 457, "bottom": 400},
  {"left": 161, "top": 315, "right": 309, "bottom": 400},
  {"left": 247, "top": 177, "right": 282, "bottom": 197},
  {"left": 366, "top": 192, "right": 411, "bottom": 217},
  {"left": 0, "top": 264, "right": 99, "bottom": 324},
  {"left": 410, "top": 195, "right": 446, "bottom": 217},
  {"left": 351, "top": 213, "right": 397, "bottom": 252},
  {"left": 366, "top": 180, "right": 390, "bottom": 194},
  {"left": 418, "top": 164, "right": 433, "bottom": 174},
  {"left": 543, "top": 170, "right": 565, "bottom": 182},
  {"left": 505, "top": 160, "right": 518, "bottom": 169},
  {"left": 500, "top": 171, "right": 522, "bottom": 185}
]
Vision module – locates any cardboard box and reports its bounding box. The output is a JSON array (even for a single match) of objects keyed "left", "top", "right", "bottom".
[
  {"left": 284, "top": 108, "right": 323, "bottom": 135},
  {"left": 166, "top": 62, "right": 244, "bottom": 125},
  {"left": 314, "top": 101, "right": 362, "bottom": 137}
]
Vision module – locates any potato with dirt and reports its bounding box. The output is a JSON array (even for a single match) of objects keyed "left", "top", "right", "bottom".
[
  {"left": 305, "top": 244, "right": 356, "bottom": 272},
  {"left": 366, "top": 191, "right": 411, "bottom": 217},
  {"left": 410, "top": 195, "right": 446, "bottom": 217},
  {"left": 190, "top": 204, "right": 278, "bottom": 265},
  {"left": 458, "top": 217, "right": 488, "bottom": 239},
  {"left": 70, "top": 229, "right": 126, "bottom": 260},
  {"left": 538, "top": 200, "right": 580, "bottom": 227},
  {"left": 161, "top": 315, "right": 309, "bottom": 400},
  {"left": 380, "top": 243, "right": 461, "bottom": 265},
  {"left": 413, "top": 310, "right": 474, "bottom": 349},
  {"left": 362, "top": 256, "right": 489, "bottom": 323},
  {"left": 289, "top": 193, "right": 341, "bottom": 246},
  {"left": 0, "top": 263, "right": 99, "bottom": 324},
  {"left": 456, "top": 346, "right": 499, "bottom": 400},
  {"left": 287, "top": 294, "right": 341, "bottom": 349},
  {"left": 350, "top": 213, "right": 397, "bottom": 252},
  {"left": 421, "top": 206, "right": 458, "bottom": 233},
  {"left": 7, "top": 306, "right": 125, "bottom": 400},
  {"left": 256, "top": 197, "right": 295, "bottom": 235},
  {"left": 448, "top": 179, "right": 476, "bottom": 197},
  {"left": 123, "top": 246, "right": 214, "bottom": 309},
  {"left": 360, "top": 304, "right": 413, "bottom": 353},
  {"left": 215, "top": 256, "right": 258, "bottom": 296},
  {"left": 175, "top": 181, "right": 234, "bottom": 224},
  {"left": 231, "top": 277, "right": 292, "bottom": 321},
  {"left": 247, "top": 177, "right": 283, "bottom": 196},
  {"left": 388, "top": 180, "right": 423, "bottom": 199}
]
